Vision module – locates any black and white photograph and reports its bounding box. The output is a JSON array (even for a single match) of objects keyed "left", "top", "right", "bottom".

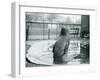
[
  {"left": 25, "top": 12, "right": 90, "bottom": 67},
  {"left": 10, "top": 1, "right": 98, "bottom": 78}
]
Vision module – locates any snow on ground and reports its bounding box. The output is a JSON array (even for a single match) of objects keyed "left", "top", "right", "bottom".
[{"left": 26, "top": 40, "right": 56, "bottom": 65}]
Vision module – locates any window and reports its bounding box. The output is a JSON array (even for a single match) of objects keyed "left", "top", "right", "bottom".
[{"left": 26, "top": 13, "right": 81, "bottom": 41}]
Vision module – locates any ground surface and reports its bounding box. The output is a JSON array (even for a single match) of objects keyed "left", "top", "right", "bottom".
[{"left": 26, "top": 39, "right": 89, "bottom": 67}]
